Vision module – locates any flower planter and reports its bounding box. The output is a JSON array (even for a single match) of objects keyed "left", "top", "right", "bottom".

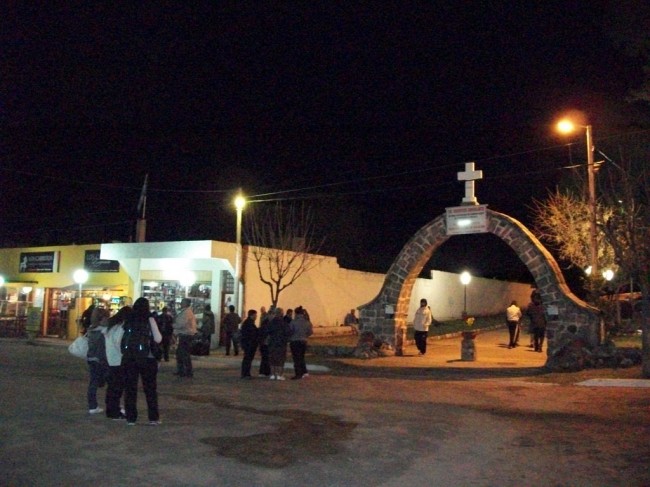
[
  {"left": 461, "top": 330, "right": 478, "bottom": 361},
  {"left": 461, "top": 330, "right": 479, "bottom": 340}
]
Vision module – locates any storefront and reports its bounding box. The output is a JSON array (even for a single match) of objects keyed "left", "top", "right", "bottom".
[
  {"left": 0, "top": 245, "right": 132, "bottom": 339},
  {"left": 100, "top": 240, "right": 239, "bottom": 335},
  {"left": 0, "top": 280, "right": 37, "bottom": 337}
]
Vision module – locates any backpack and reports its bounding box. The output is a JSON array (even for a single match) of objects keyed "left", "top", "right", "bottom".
[{"left": 121, "top": 320, "right": 161, "bottom": 360}]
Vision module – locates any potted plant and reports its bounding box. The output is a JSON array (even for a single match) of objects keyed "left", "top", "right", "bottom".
[
  {"left": 460, "top": 313, "right": 478, "bottom": 361},
  {"left": 461, "top": 312, "right": 478, "bottom": 340}
]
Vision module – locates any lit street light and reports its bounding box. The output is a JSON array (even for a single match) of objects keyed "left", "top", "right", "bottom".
[
  {"left": 460, "top": 271, "right": 471, "bottom": 316},
  {"left": 179, "top": 270, "right": 196, "bottom": 298},
  {"left": 556, "top": 117, "right": 598, "bottom": 278},
  {"left": 234, "top": 192, "right": 246, "bottom": 313}
]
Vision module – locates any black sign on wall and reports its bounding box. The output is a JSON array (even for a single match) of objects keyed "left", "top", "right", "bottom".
[
  {"left": 84, "top": 250, "right": 120, "bottom": 273},
  {"left": 19, "top": 252, "right": 59, "bottom": 273}
]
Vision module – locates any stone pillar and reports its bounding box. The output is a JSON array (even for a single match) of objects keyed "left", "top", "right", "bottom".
[{"left": 394, "top": 325, "right": 406, "bottom": 356}]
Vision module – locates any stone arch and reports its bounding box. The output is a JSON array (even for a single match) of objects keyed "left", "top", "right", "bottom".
[{"left": 358, "top": 209, "right": 599, "bottom": 366}]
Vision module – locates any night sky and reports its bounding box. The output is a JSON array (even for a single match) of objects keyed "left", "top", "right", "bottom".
[{"left": 3, "top": 2, "right": 649, "bottom": 289}]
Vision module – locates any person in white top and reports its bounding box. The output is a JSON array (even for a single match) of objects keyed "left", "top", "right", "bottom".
[
  {"left": 413, "top": 299, "right": 433, "bottom": 356},
  {"left": 103, "top": 305, "right": 130, "bottom": 420},
  {"left": 506, "top": 300, "right": 523, "bottom": 349}
]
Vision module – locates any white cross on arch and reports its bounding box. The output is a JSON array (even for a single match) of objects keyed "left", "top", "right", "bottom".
[{"left": 457, "top": 162, "right": 483, "bottom": 205}]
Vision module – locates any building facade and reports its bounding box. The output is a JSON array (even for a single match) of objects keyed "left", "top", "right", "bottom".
[{"left": 0, "top": 240, "right": 533, "bottom": 341}]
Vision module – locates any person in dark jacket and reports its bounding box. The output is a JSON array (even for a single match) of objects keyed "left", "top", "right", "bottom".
[
  {"left": 200, "top": 304, "right": 216, "bottom": 355},
  {"left": 258, "top": 306, "right": 273, "bottom": 377},
  {"left": 158, "top": 307, "right": 174, "bottom": 362},
  {"left": 283, "top": 308, "right": 293, "bottom": 325},
  {"left": 122, "top": 297, "right": 163, "bottom": 425},
  {"left": 526, "top": 291, "right": 547, "bottom": 353},
  {"left": 86, "top": 307, "right": 109, "bottom": 414},
  {"left": 222, "top": 305, "right": 241, "bottom": 356},
  {"left": 80, "top": 303, "right": 96, "bottom": 335},
  {"left": 239, "top": 309, "right": 259, "bottom": 379},
  {"left": 267, "top": 307, "right": 292, "bottom": 380},
  {"left": 289, "top": 306, "right": 313, "bottom": 380}
]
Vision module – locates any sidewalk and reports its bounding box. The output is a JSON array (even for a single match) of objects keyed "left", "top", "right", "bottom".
[{"left": 34, "top": 327, "right": 548, "bottom": 371}]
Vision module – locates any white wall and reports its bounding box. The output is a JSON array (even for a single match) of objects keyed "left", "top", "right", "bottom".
[
  {"left": 409, "top": 270, "right": 534, "bottom": 322},
  {"left": 244, "top": 254, "right": 385, "bottom": 326},
  {"left": 243, "top": 250, "right": 534, "bottom": 326}
]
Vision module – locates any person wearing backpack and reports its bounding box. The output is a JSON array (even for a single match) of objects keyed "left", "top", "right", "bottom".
[
  {"left": 86, "top": 307, "right": 110, "bottom": 414},
  {"left": 121, "top": 297, "right": 163, "bottom": 425}
]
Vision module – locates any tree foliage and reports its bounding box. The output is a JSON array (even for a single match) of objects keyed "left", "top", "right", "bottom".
[
  {"left": 533, "top": 136, "right": 650, "bottom": 377},
  {"left": 244, "top": 202, "right": 325, "bottom": 308},
  {"left": 532, "top": 190, "right": 615, "bottom": 274}
]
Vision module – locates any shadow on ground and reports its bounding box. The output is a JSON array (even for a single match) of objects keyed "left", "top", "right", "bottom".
[{"left": 174, "top": 395, "right": 358, "bottom": 468}]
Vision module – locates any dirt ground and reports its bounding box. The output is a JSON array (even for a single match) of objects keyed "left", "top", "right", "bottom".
[{"left": 2, "top": 331, "right": 649, "bottom": 486}]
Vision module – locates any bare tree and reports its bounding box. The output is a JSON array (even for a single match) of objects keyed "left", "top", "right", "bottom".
[{"left": 244, "top": 202, "right": 325, "bottom": 308}]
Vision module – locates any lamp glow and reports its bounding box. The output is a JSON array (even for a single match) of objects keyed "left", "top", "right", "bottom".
[
  {"left": 234, "top": 195, "right": 246, "bottom": 211},
  {"left": 556, "top": 119, "right": 576, "bottom": 134},
  {"left": 73, "top": 269, "right": 89, "bottom": 285},
  {"left": 460, "top": 271, "right": 471, "bottom": 315},
  {"left": 460, "top": 271, "right": 472, "bottom": 285}
]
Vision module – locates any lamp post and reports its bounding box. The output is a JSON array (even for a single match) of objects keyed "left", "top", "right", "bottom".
[
  {"left": 460, "top": 271, "right": 471, "bottom": 316},
  {"left": 73, "top": 269, "right": 89, "bottom": 337},
  {"left": 557, "top": 119, "right": 598, "bottom": 278},
  {"left": 234, "top": 193, "right": 246, "bottom": 313}
]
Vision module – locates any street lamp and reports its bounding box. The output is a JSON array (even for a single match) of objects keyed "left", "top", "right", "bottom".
[
  {"left": 460, "top": 271, "right": 471, "bottom": 315},
  {"left": 179, "top": 270, "right": 196, "bottom": 298},
  {"left": 234, "top": 192, "right": 246, "bottom": 313},
  {"left": 556, "top": 118, "right": 598, "bottom": 278},
  {"left": 73, "top": 269, "right": 89, "bottom": 336}
]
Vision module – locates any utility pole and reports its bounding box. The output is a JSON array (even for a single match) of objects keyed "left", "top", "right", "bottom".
[{"left": 586, "top": 125, "right": 598, "bottom": 278}]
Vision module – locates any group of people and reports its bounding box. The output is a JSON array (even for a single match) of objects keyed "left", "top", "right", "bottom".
[
  {"left": 83, "top": 296, "right": 220, "bottom": 425},
  {"left": 505, "top": 290, "right": 547, "bottom": 352},
  {"left": 83, "top": 298, "right": 317, "bottom": 425},
  {"left": 237, "top": 305, "right": 314, "bottom": 381},
  {"left": 85, "top": 297, "right": 162, "bottom": 426},
  {"left": 172, "top": 301, "right": 315, "bottom": 381},
  {"left": 409, "top": 292, "right": 548, "bottom": 357}
]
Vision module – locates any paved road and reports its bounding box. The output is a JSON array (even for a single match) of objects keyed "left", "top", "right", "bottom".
[{"left": 2, "top": 331, "right": 648, "bottom": 486}]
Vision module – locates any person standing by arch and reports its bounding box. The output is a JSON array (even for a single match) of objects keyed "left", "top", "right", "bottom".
[
  {"left": 413, "top": 299, "right": 433, "bottom": 356},
  {"left": 506, "top": 300, "right": 522, "bottom": 349},
  {"left": 527, "top": 292, "right": 547, "bottom": 353}
]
